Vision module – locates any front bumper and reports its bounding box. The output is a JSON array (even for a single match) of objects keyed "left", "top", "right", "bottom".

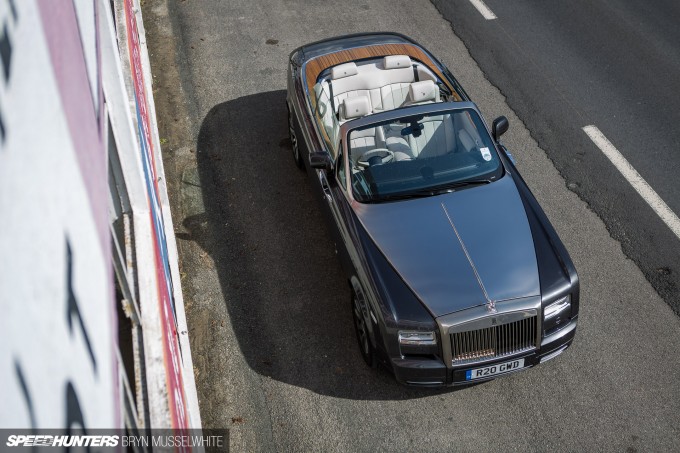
[{"left": 391, "top": 319, "right": 577, "bottom": 387}]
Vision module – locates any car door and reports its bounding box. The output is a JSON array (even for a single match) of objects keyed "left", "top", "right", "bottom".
[{"left": 317, "top": 147, "right": 353, "bottom": 263}]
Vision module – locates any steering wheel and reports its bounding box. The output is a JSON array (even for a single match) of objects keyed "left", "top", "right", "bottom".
[{"left": 357, "top": 148, "right": 395, "bottom": 168}]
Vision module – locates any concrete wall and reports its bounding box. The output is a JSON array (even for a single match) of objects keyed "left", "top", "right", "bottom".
[{"left": 0, "top": 0, "right": 200, "bottom": 430}]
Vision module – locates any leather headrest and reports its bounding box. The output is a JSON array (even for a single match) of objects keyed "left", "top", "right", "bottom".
[
  {"left": 384, "top": 55, "right": 412, "bottom": 69},
  {"left": 331, "top": 62, "right": 358, "bottom": 79},
  {"left": 341, "top": 96, "right": 371, "bottom": 120},
  {"left": 408, "top": 80, "right": 436, "bottom": 103}
]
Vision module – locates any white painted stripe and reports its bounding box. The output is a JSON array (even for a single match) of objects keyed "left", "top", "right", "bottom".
[
  {"left": 583, "top": 125, "right": 680, "bottom": 241},
  {"left": 469, "top": 0, "right": 497, "bottom": 20}
]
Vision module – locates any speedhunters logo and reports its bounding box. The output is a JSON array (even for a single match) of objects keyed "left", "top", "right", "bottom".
[
  {"left": 2, "top": 430, "right": 229, "bottom": 451},
  {"left": 6, "top": 436, "right": 118, "bottom": 447}
]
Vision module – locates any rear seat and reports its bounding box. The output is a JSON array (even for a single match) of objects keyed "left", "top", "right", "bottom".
[
  {"left": 328, "top": 55, "right": 418, "bottom": 116},
  {"left": 375, "top": 55, "right": 415, "bottom": 112},
  {"left": 341, "top": 80, "right": 449, "bottom": 162},
  {"left": 316, "top": 57, "right": 449, "bottom": 161}
]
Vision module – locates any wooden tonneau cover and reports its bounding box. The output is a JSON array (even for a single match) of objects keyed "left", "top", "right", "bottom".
[{"left": 304, "top": 43, "right": 461, "bottom": 102}]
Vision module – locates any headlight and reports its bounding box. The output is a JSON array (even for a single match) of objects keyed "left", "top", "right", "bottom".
[
  {"left": 398, "top": 331, "right": 437, "bottom": 356},
  {"left": 543, "top": 295, "right": 571, "bottom": 333},
  {"left": 399, "top": 331, "right": 436, "bottom": 345}
]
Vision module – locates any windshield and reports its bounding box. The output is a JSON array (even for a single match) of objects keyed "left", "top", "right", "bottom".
[{"left": 347, "top": 108, "right": 503, "bottom": 202}]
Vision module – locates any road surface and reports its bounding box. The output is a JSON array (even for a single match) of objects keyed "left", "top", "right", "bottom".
[
  {"left": 142, "top": 0, "right": 680, "bottom": 451},
  {"left": 433, "top": 0, "right": 680, "bottom": 312}
]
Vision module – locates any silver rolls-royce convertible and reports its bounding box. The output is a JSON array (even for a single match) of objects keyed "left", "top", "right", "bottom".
[{"left": 286, "top": 32, "right": 579, "bottom": 386}]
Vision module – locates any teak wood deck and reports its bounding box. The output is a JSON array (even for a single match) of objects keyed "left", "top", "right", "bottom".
[{"left": 304, "top": 43, "right": 461, "bottom": 101}]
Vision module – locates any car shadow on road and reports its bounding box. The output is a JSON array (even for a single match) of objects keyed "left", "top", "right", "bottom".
[{"left": 189, "top": 89, "right": 469, "bottom": 400}]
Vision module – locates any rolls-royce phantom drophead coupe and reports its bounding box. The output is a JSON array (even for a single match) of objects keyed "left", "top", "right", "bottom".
[{"left": 286, "top": 32, "right": 579, "bottom": 386}]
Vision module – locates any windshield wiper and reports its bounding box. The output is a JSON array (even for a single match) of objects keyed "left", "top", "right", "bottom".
[
  {"left": 420, "top": 178, "right": 492, "bottom": 195},
  {"left": 367, "top": 191, "right": 438, "bottom": 202},
  {"left": 362, "top": 179, "right": 494, "bottom": 203},
  {"left": 366, "top": 179, "right": 492, "bottom": 202}
]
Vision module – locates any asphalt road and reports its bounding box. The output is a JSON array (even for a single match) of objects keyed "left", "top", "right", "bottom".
[
  {"left": 432, "top": 0, "right": 680, "bottom": 313},
  {"left": 143, "top": 0, "right": 680, "bottom": 451}
]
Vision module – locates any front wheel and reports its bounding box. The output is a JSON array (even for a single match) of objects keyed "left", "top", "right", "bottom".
[
  {"left": 287, "top": 104, "right": 304, "bottom": 169},
  {"left": 351, "top": 291, "right": 375, "bottom": 368}
]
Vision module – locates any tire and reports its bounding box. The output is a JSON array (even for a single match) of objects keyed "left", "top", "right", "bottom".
[
  {"left": 351, "top": 290, "right": 375, "bottom": 368},
  {"left": 287, "top": 104, "right": 304, "bottom": 169}
]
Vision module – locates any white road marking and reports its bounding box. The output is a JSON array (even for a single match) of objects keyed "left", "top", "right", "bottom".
[
  {"left": 469, "top": 0, "right": 497, "bottom": 20},
  {"left": 583, "top": 125, "right": 680, "bottom": 241}
]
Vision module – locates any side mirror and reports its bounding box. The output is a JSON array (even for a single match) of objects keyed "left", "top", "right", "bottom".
[
  {"left": 492, "top": 116, "right": 509, "bottom": 142},
  {"left": 309, "top": 151, "right": 333, "bottom": 172}
]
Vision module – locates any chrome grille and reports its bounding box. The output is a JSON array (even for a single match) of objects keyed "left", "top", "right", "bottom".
[{"left": 451, "top": 316, "right": 537, "bottom": 365}]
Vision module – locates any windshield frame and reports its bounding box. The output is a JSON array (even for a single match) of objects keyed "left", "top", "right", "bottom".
[{"left": 340, "top": 102, "right": 505, "bottom": 203}]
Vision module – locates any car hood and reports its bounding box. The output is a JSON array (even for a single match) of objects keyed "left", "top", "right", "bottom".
[{"left": 353, "top": 174, "right": 540, "bottom": 318}]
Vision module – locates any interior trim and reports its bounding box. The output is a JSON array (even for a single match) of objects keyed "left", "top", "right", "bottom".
[{"left": 304, "top": 43, "right": 460, "bottom": 102}]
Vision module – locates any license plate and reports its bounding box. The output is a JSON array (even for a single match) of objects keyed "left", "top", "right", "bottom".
[{"left": 465, "top": 358, "right": 525, "bottom": 381}]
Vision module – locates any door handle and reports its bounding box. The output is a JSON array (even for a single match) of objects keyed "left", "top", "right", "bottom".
[{"left": 318, "top": 171, "right": 333, "bottom": 201}]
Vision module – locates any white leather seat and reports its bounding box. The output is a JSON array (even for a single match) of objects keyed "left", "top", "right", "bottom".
[
  {"left": 315, "top": 57, "right": 446, "bottom": 159},
  {"left": 329, "top": 56, "right": 418, "bottom": 116},
  {"left": 389, "top": 81, "right": 450, "bottom": 158},
  {"left": 409, "top": 110, "right": 488, "bottom": 159},
  {"left": 339, "top": 96, "right": 371, "bottom": 123},
  {"left": 331, "top": 62, "right": 359, "bottom": 80},
  {"left": 373, "top": 56, "right": 415, "bottom": 112},
  {"left": 330, "top": 62, "right": 372, "bottom": 115},
  {"left": 350, "top": 129, "right": 385, "bottom": 162},
  {"left": 408, "top": 116, "right": 456, "bottom": 158},
  {"left": 313, "top": 81, "right": 340, "bottom": 148},
  {"left": 342, "top": 96, "right": 386, "bottom": 162},
  {"left": 385, "top": 136, "right": 414, "bottom": 161},
  {"left": 403, "top": 80, "right": 440, "bottom": 107},
  {"left": 457, "top": 129, "right": 477, "bottom": 153},
  {"left": 454, "top": 117, "right": 486, "bottom": 155}
]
